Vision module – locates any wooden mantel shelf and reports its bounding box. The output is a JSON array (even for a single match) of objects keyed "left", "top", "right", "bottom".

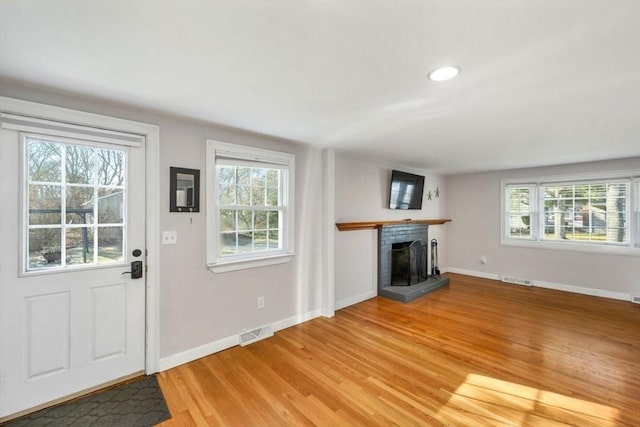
[{"left": 336, "top": 219, "right": 451, "bottom": 231}]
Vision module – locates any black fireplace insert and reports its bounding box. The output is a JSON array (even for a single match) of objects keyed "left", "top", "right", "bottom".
[{"left": 391, "top": 239, "right": 428, "bottom": 286}]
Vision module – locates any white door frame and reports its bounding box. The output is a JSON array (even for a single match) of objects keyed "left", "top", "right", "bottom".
[{"left": 0, "top": 96, "right": 160, "bottom": 375}]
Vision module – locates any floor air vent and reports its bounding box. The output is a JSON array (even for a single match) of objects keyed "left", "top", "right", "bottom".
[
  {"left": 501, "top": 276, "right": 532, "bottom": 286},
  {"left": 239, "top": 325, "right": 274, "bottom": 347}
]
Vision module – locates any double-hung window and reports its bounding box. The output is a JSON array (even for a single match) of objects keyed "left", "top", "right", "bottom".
[
  {"left": 206, "top": 140, "right": 295, "bottom": 272},
  {"left": 541, "top": 181, "right": 629, "bottom": 244},
  {"left": 504, "top": 184, "right": 536, "bottom": 240},
  {"left": 502, "top": 172, "right": 640, "bottom": 254}
]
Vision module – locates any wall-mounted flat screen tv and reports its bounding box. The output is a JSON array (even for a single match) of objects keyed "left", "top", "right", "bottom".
[{"left": 389, "top": 170, "right": 425, "bottom": 210}]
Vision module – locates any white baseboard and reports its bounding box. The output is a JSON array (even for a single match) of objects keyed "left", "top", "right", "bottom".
[
  {"left": 335, "top": 291, "right": 376, "bottom": 311},
  {"left": 158, "top": 335, "right": 238, "bottom": 372},
  {"left": 532, "top": 279, "right": 629, "bottom": 301},
  {"left": 158, "top": 308, "right": 323, "bottom": 372},
  {"left": 447, "top": 267, "right": 501, "bottom": 281},
  {"left": 446, "top": 267, "right": 630, "bottom": 302},
  {"left": 272, "top": 309, "right": 322, "bottom": 332}
]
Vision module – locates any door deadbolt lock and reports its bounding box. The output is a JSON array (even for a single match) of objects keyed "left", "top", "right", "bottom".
[{"left": 122, "top": 261, "right": 143, "bottom": 279}]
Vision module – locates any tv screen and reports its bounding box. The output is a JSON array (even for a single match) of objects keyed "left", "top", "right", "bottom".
[{"left": 389, "top": 170, "right": 425, "bottom": 210}]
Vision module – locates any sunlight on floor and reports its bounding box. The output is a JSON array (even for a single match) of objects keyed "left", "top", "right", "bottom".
[{"left": 436, "top": 373, "right": 620, "bottom": 426}]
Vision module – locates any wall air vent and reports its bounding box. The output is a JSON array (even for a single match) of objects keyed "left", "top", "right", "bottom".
[
  {"left": 631, "top": 296, "right": 640, "bottom": 304},
  {"left": 239, "top": 325, "right": 274, "bottom": 347},
  {"left": 501, "top": 276, "right": 532, "bottom": 286}
]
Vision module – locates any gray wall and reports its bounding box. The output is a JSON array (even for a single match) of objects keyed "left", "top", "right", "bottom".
[{"left": 445, "top": 158, "right": 640, "bottom": 297}]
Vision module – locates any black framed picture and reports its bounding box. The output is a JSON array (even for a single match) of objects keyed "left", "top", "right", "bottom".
[{"left": 169, "top": 167, "right": 200, "bottom": 212}]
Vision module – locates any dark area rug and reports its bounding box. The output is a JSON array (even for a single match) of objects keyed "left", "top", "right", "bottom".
[{"left": 4, "top": 375, "right": 171, "bottom": 426}]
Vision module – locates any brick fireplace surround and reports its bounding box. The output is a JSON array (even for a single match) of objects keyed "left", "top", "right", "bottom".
[{"left": 377, "top": 223, "right": 449, "bottom": 303}]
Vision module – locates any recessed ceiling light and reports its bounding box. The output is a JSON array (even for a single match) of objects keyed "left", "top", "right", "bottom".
[{"left": 428, "top": 66, "right": 460, "bottom": 82}]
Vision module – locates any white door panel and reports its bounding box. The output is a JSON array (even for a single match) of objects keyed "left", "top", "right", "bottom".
[
  {"left": 0, "top": 127, "right": 146, "bottom": 418},
  {"left": 25, "top": 291, "right": 71, "bottom": 379},
  {"left": 91, "top": 283, "right": 127, "bottom": 360}
]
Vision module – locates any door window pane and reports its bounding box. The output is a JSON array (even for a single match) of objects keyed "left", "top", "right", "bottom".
[
  {"left": 97, "top": 189, "right": 124, "bottom": 224},
  {"left": 28, "top": 228, "right": 62, "bottom": 270},
  {"left": 97, "top": 226, "right": 124, "bottom": 262},
  {"left": 25, "top": 135, "right": 127, "bottom": 272},
  {"left": 97, "top": 148, "right": 125, "bottom": 186},
  {"left": 66, "top": 187, "right": 95, "bottom": 224},
  {"left": 29, "top": 184, "right": 62, "bottom": 225},
  {"left": 28, "top": 139, "right": 61, "bottom": 182},
  {"left": 66, "top": 145, "right": 95, "bottom": 184},
  {"left": 66, "top": 227, "right": 94, "bottom": 265}
]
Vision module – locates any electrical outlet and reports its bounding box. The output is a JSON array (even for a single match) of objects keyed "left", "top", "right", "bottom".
[
  {"left": 480, "top": 256, "right": 487, "bottom": 264},
  {"left": 258, "top": 296, "right": 265, "bottom": 309}
]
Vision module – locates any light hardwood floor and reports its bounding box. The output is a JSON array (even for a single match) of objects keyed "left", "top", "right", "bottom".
[{"left": 156, "top": 273, "right": 640, "bottom": 426}]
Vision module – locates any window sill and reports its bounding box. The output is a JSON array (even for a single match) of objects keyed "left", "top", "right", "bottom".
[
  {"left": 207, "top": 253, "right": 296, "bottom": 273},
  {"left": 501, "top": 238, "right": 640, "bottom": 256}
]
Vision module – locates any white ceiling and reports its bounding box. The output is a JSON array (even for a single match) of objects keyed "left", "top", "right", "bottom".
[{"left": 1, "top": 1, "right": 639, "bottom": 174}]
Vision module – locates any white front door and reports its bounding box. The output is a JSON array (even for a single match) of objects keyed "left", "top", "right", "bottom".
[{"left": 0, "top": 129, "right": 146, "bottom": 418}]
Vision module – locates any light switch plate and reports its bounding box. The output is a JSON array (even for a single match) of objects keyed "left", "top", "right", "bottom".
[{"left": 162, "top": 231, "right": 177, "bottom": 245}]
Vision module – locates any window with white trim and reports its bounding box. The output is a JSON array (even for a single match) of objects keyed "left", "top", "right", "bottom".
[
  {"left": 505, "top": 185, "right": 536, "bottom": 240},
  {"left": 542, "top": 181, "right": 628, "bottom": 244},
  {"left": 206, "top": 140, "right": 295, "bottom": 272},
  {"left": 502, "top": 172, "right": 640, "bottom": 254}
]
